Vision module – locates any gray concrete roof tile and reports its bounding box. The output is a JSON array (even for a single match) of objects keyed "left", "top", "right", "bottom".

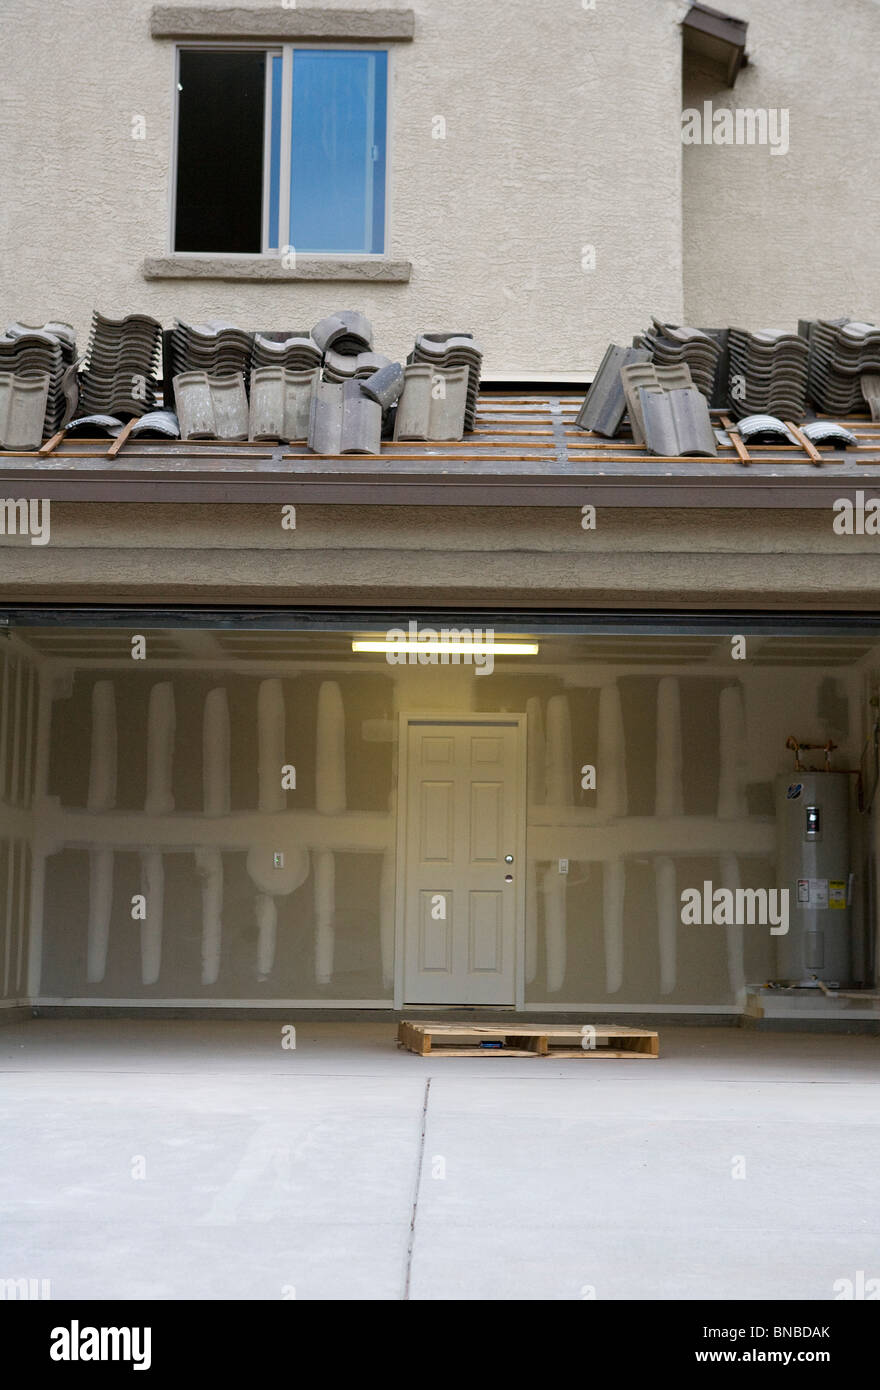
[
  {"left": 129, "top": 410, "right": 180, "bottom": 439},
  {"left": 173, "top": 370, "right": 249, "bottom": 440},
  {"left": 0, "top": 371, "right": 51, "bottom": 449},
  {"left": 311, "top": 311, "right": 373, "bottom": 355},
  {"left": 66, "top": 414, "right": 124, "bottom": 438},
  {"left": 393, "top": 364, "right": 468, "bottom": 440},
  {"left": 574, "top": 344, "right": 652, "bottom": 436},
  {"left": 641, "top": 386, "right": 718, "bottom": 457},
  {"left": 736, "top": 414, "right": 798, "bottom": 445},
  {"left": 860, "top": 372, "right": 880, "bottom": 421},
  {"left": 323, "top": 350, "right": 392, "bottom": 382},
  {"left": 801, "top": 420, "right": 859, "bottom": 449},
  {"left": 249, "top": 366, "right": 319, "bottom": 442},
  {"left": 360, "top": 361, "right": 405, "bottom": 409},
  {"left": 307, "top": 379, "right": 381, "bottom": 455}
]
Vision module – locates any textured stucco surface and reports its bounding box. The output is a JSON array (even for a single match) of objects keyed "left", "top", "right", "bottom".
[
  {"left": 3, "top": 1, "right": 879, "bottom": 370},
  {"left": 0, "top": 503, "right": 879, "bottom": 608},
  {"left": 0, "top": 0, "right": 683, "bottom": 375},
  {"left": 683, "top": 0, "right": 880, "bottom": 326}
]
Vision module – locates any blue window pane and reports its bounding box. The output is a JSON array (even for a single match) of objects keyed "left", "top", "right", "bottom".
[
  {"left": 267, "top": 55, "right": 283, "bottom": 250},
  {"left": 290, "top": 50, "right": 387, "bottom": 254}
]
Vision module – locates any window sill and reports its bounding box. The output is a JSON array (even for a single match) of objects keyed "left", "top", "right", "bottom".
[{"left": 142, "top": 255, "right": 411, "bottom": 283}]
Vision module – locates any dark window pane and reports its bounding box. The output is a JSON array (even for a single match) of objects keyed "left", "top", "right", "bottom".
[{"left": 175, "top": 50, "right": 266, "bottom": 253}]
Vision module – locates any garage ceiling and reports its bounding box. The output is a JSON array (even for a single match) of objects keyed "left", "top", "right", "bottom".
[{"left": 10, "top": 627, "right": 880, "bottom": 669}]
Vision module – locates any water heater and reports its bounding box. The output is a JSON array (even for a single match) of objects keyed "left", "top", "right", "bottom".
[{"left": 776, "top": 771, "right": 852, "bottom": 986}]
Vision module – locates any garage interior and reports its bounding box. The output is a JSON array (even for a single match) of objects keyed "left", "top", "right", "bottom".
[
  {"left": 2, "top": 611, "right": 880, "bottom": 1300},
  {"left": 1, "top": 611, "right": 879, "bottom": 1020}
]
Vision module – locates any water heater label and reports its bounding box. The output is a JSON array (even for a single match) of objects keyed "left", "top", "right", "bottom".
[
  {"left": 797, "top": 877, "right": 829, "bottom": 908},
  {"left": 829, "top": 880, "right": 847, "bottom": 909}
]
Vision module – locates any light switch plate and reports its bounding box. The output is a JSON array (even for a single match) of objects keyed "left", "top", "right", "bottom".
[
  {"left": 273, "top": 852, "right": 284, "bottom": 869},
  {"left": 558, "top": 858, "right": 569, "bottom": 874}
]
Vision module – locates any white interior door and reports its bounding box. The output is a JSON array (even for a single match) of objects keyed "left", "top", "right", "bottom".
[{"left": 401, "top": 718, "right": 522, "bottom": 1005}]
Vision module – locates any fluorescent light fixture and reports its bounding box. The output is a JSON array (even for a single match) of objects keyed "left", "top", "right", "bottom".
[{"left": 352, "top": 640, "right": 539, "bottom": 655}]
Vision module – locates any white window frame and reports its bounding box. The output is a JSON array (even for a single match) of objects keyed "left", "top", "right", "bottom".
[{"left": 169, "top": 41, "right": 392, "bottom": 259}]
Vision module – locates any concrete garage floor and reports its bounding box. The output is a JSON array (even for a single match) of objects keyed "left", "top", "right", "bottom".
[{"left": 1, "top": 1020, "right": 879, "bottom": 1301}]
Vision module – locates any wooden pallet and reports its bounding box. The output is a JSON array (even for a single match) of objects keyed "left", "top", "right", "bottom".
[{"left": 398, "top": 1020, "right": 659, "bottom": 1059}]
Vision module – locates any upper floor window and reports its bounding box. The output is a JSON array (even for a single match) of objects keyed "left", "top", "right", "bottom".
[{"left": 173, "top": 46, "right": 388, "bottom": 256}]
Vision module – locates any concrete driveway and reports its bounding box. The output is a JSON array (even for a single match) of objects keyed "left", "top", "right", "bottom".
[{"left": 0, "top": 1020, "right": 878, "bottom": 1300}]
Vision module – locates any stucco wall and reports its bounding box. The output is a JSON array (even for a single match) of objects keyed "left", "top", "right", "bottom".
[
  {"left": 3, "top": 2, "right": 879, "bottom": 371},
  {"left": 0, "top": 502, "right": 879, "bottom": 609},
  {"left": 0, "top": 0, "right": 684, "bottom": 375},
  {"left": 682, "top": 0, "right": 880, "bottom": 327}
]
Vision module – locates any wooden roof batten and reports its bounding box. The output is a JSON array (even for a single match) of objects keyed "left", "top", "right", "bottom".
[{"left": 1, "top": 392, "right": 879, "bottom": 508}]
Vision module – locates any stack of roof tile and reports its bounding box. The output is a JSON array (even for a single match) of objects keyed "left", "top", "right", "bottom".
[
  {"left": 0, "top": 322, "right": 76, "bottom": 438},
  {"left": 806, "top": 318, "right": 880, "bottom": 414},
  {"left": 726, "top": 328, "right": 809, "bottom": 421},
  {"left": 252, "top": 332, "right": 322, "bottom": 372},
  {"left": 78, "top": 312, "right": 162, "bottom": 418},
  {"left": 408, "top": 333, "right": 482, "bottom": 432},
  {"left": 168, "top": 320, "right": 254, "bottom": 387},
  {"left": 635, "top": 319, "right": 721, "bottom": 400}
]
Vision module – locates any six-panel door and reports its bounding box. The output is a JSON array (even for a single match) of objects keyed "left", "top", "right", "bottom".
[{"left": 403, "top": 720, "right": 521, "bottom": 1004}]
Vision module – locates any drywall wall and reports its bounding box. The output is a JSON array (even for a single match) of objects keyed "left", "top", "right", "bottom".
[
  {"left": 27, "top": 637, "right": 867, "bottom": 1007},
  {"left": 0, "top": 642, "right": 40, "bottom": 1007}
]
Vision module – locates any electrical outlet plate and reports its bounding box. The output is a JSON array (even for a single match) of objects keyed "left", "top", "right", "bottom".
[
  {"left": 273, "top": 851, "right": 284, "bottom": 869},
  {"left": 558, "top": 858, "right": 569, "bottom": 874}
]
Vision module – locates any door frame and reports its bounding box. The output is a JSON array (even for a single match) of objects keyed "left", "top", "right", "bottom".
[{"left": 393, "top": 711, "right": 527, "bottom": 1010}]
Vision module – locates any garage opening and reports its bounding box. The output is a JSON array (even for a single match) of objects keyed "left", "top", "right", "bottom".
[{"left": 1, "top": 608, "right": 879, "bottom": 1024}]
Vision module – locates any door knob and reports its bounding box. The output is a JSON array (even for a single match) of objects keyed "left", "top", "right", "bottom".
[
  {"left": 504, "top": 854, "right": 514, "bottom": 863},
  {"left": 504, "top": 874, "right": 513, "bottom": 883}
]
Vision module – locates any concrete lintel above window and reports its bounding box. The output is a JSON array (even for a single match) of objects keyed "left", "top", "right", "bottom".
[
  {"left": 142, "top": 255, "right": 411, "bottom": 283},
  {"left": 150, "top": 6, "right": 415, "bottom": 41}
]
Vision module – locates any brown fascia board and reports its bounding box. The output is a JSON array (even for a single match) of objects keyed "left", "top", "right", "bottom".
[
  {"left": 150, "top": 6, "right": 415, "bottom": 41},
  {"left": 682, "top": 3, "right": 747, "bottom": 86}
]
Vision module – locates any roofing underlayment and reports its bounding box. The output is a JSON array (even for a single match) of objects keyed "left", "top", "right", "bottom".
[{"left": 6, "top": 392, "right": 880, "bottom": 509}]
